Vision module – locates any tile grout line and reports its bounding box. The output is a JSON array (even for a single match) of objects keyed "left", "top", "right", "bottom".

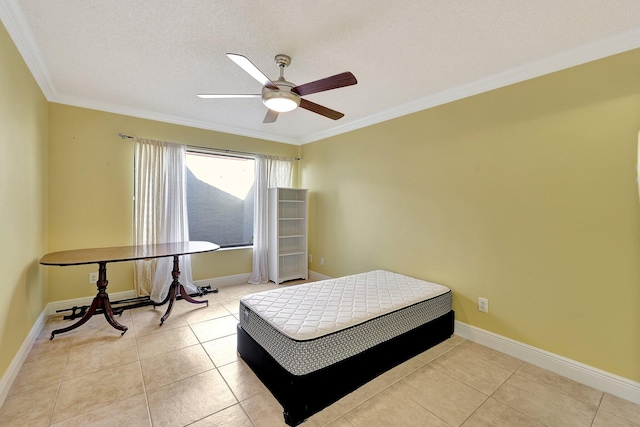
[
  {"left": 513, "top": 363, "right": 605, "bottom": 412},
  {"left": 140, "top": 304, "right": 247, "bottom": 426},
  {"left": 133, "top": 325, "right": 155, "bottom": 427},
  {"left": 47, "top": 328, "right": 73, "bottom": 427},
  {"left": 421, "top": 339, "right": 500, "bottom": 427},
  {"left": 451, "top": 341, "right": 608, "bottom": 427},
  {"left": 18, "top": 284, "right": 633, "bottom": 427},
  {"left": 190, "top": 319, "right": 259, "bottom": 427},
  {"left": 349, "top": 337, "right": 467, "bottom": 426},
  {"left": 587, "top": 384, "right": 605, "bottom": 427},
  {"left": 459, "top": 364, "right": 546, "bottom": 427},
  {"left": 186, "top": 333, "right": 245, "bottom": 427},
  {"left": 340, "top": 337, "right": 467, "bottom": 427},
  {"left": 589, "top": 394, "right": 640, "bottom": 427},
  {"left": 46, "top": 314, "right": 142, "bottom": 425}
]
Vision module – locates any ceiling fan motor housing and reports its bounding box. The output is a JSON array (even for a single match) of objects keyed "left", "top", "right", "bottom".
[
  {"left": 199, "top": 52, "right": 357, "bottom": 120},
  {"left": 262, "top": 78, "right": 300, "bottom": 112}
]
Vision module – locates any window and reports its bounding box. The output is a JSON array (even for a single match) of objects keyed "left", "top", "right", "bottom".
[{"left": 185, "top": 151, "right": 255, "bottom": 248}]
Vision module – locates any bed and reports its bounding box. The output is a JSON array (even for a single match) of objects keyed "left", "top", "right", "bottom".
[{"left": 237, "top": 270, "right": 454, "bottom": 426}]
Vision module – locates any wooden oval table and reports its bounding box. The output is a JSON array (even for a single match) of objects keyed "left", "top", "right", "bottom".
[{"left": 40, "top": 241, "right": 220, "bottom": 339}]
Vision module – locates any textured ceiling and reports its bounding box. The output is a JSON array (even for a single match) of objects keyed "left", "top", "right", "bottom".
[{"left": 2, "top": 1, "right": 640, "bottom": 145}]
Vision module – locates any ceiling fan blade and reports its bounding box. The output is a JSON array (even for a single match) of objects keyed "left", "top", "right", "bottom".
[
  {"left": 197, "top": 94, "right": 261, "bottom": 98},
  {"left": 299, "top": 98, "right": 344, "bottom": 120},
  {"left": 292, "top": 72, "right": 357, "bottom": 96},
  {"left": 263, "top": 109, "right": 279, "bottom": 123},
  {"left": 227, "top": 53, "right": 278, "bottom": 90}
]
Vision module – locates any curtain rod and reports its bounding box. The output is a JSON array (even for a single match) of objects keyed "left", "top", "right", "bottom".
[{"left": 117, "top": 133, "right": 300, "bottom": 160}]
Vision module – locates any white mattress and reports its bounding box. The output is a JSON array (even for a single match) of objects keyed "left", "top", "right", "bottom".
[{"left": 239, "top": 270, "right": 452, "bottom": 375}]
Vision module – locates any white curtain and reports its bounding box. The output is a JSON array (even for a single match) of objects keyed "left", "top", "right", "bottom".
[
  {"left": 248, "top": 155, "right": 295, "bottom": 284},
  {"left": 134, "top": 138, "right": 196, "bottom": 302}
]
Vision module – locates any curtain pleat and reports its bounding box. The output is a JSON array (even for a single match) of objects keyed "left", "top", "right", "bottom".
[
  {"left": 134, "top": 138, "right": 196, "bottom": 301},
  {"left": 249, "top": 156, "right": 269, "bottom": 284},
  {"left": 249, "top": 155, "right": 295, "bottom": 284}
]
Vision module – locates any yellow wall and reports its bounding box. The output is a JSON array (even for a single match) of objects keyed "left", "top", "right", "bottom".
[
  {"left": 3, "top": 9, "right": 640, "bottom": 389},
  {"left": 47, "top": 103, "right": 300, "bottom": 301},
  {"left": 301, "top": 49, "right": 640, "bottom": 382},
  {"left": 0, "top": 23, "right": 48, "bottom": 379}
]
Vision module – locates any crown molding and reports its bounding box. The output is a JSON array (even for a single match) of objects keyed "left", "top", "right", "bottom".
[
  {"left": 51, "top": 92, "right": 298, "bottom": 145},
  {"left": 3, "top": 0, "right": 640, "bottom": 147},
  {"left": 298, "top": 26, "right": 640, "bottom": 145},
  {"left": 0, "top": 0, "right": 56, "bottom": 99}
]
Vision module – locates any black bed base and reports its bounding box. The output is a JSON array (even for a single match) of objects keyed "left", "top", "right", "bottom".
[{"left": 237, "top": 310, "right": 455, "bottom": 426}]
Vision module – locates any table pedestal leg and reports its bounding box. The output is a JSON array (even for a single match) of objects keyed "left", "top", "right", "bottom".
[
  {"left": 51, "top": 262, "right": 128, "bottom": 339},
  {"left": 160, "top": 255, "right": 208, "bottom": 325}
]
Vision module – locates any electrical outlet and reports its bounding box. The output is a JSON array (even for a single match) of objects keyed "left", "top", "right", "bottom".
[
  {"left": 478, "top": 297, "right": 489, "bottom": 313},
  {"left": 89, "top": 272, "right": 98, "bottom": 283},
  {"left": 320, "top": 257, "right": 325, "bottom": 266},
  {"left": 309, "top": 254, "right": 312, "bottom": 262}
]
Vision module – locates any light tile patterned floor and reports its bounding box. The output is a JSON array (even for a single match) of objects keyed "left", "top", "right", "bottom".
[{"left": 1, "top": 281, "right": 639, "bottom": 427}]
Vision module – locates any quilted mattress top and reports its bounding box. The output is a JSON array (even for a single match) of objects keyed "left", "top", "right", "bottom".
[{"left": 240, "top": 270, "right": 451, "bottom": 341}]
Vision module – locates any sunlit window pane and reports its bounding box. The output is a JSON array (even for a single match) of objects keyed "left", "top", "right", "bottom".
[{"left": 186, "top": 152, "right": 255, "bottom": 248}]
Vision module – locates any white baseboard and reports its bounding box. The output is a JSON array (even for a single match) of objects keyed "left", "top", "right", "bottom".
[
  {"left": 193, "top": 272, "right": 251, "bottom": 288},
  {"left": 308, "top": 270, "right": 331, "bottom": 281},
  {"left": 454, "top": 321, "right": 640, "bottom": 404},
  {"left": 193, "top": 271, "right": 330, "bottom": 288},
  {"left": 47, "top": 290, "right": 138, "bottom": 316},
  {"left": 0, "top": 290, "right": 139, "bottom": 406},
  {"left": 0, "top": 272, "right": 251, "bottom": 407},
  {"left": 0, "top": 307, "right": 48, "bottom": 407},
  {"left": 45, "top": 274, "right": 253, "bottom": 318},
  {"left": 7, "top": 278, "right": 637, "bottom": 408}
]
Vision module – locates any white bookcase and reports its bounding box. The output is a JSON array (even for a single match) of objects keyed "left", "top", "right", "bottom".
[{"left": 268, "top": 187, "right": 308, "bottom": 284}]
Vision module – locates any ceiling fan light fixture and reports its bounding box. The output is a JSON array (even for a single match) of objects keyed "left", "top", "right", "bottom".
[
  {"left": 262, "top": 90, "right": 300, "bottom": 112},
  {"left": 198, "top": 53, "right": 357, "bottom": 122}
]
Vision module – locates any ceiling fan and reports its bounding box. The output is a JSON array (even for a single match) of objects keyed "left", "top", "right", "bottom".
[{"left": 197, "top": 53, "right": 357, "bottom": 123}]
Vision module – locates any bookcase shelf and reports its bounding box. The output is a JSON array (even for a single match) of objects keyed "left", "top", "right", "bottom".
[{"left": 268, "top": 188, "right": 308, "bottom": 284}]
